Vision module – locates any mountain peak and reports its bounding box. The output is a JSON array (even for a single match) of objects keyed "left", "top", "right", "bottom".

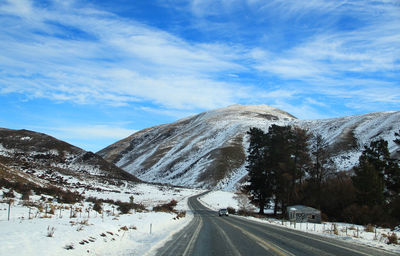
[
  {"left": 207, "top": 104, "right": 297, "bottom": 120},
  {"left": 98, "top": 105, "right": 299, "bottom": 189}
]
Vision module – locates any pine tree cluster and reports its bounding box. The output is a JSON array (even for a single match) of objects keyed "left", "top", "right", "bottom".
[{"left": 245, "top": 126, "right": 400, "bottom": 227}]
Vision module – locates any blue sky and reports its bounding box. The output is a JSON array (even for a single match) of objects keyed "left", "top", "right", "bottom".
[{"left": 0, "top": 0, "right": 399, "bottom": 152}]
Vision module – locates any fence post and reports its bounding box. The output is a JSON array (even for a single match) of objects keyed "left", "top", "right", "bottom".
[{"left": 8, "top": 200, "right": 12, "bottom": 221}]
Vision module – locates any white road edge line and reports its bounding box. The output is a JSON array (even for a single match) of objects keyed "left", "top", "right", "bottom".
[{"left": 183, "top": 216, "right": 203, "bottom": 256}]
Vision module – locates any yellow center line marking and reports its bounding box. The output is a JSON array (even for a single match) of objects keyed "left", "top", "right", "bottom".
[
  {"left": 218, "top": 217, "right": 295, "bottom": 256},
  {"left": 210, "top": 217, "right": 242, "bottom": 256}
]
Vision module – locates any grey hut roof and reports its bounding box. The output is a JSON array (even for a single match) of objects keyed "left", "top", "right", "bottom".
[{"left": 287, "top": 205, "right": 320, "bottom": 213}]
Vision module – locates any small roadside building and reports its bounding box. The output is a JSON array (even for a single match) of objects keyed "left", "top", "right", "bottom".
[{"left": 287, "top": 205, "right": 321, "bottom": 223}]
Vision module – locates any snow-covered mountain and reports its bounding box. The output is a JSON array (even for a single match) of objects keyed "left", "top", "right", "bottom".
[
  {"left": 299, "top": 111, "right": 400, "bottom": 171},
  {"left": 0, "top": 128, "right": 140, "bottom": 188},
  {"left": 98, "top": 105, "right": 400, "bottom": 190}
]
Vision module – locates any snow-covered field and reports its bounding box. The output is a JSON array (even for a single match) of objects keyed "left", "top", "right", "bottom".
[
  {"left": 199, "top": 190, "right": 400, "bottom": 254},
  {"left": 0, "top": 184, "right": 203, "bottom": 256},
  {"left": 2, "top": 187, "right": 399, "bottom": 255}
]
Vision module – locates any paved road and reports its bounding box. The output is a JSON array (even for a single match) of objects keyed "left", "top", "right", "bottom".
[{"left": 156, "top": 193, "right": 397, "bottom": 256}]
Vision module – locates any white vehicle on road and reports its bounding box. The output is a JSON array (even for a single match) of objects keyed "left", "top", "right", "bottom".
[{"left": 218, "top": 208, "right": 228, "bottom": 216}]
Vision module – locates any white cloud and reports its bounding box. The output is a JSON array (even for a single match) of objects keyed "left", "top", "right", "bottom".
[
  {"left": 0, "top": 0, "right": 251, "bottom": 111},
  {"left": 272, "top": 100, "right": 328, "bottom": 120},
  {"left": 0, "top": 0, "right": 33, "bottom": 17},
  {"left": 0, "top": 0, "right": 398, "bottom": 121}
]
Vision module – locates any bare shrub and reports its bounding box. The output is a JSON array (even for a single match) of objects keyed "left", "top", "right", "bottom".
[
  {"left": 177, "top": 211, "right": 186, "bottom": 218},
  {"left": 21, "top": 189, "right": 32, "bottom": 201},
  {"left": 93, "top": 201, "right": 102, "bottom": 213},
  {"left": 227, "top": 207, "right": 236, "bottom": 215},
  {"left": 153, "top": 200, "right": 178, "bottom": 213},
  {"left": 86, "top": 197, "right": 145, "bottom": 214},
  {"left": 49, "top": 205, "right": 56, "bottom": 215},
  {"left": 47, "top": 226, "right": 55, "bottom": 237},
  {"left": 117, "top": 202, "right": 133, "bottom": 214},
  {"left": 365, "top": 224, "right": 375, "bottom": 233},
  {"left": 3, "top": 189, "right": 15, "bottom": 198},
  {"left": 64, "top": 244, "right": 74, "bottom": 250},
  {"left": 333, "top": 224, "right": 339, "bottom": 235},
  {"left": 387, "top": 233, "right": 398, "bottom": 245},
  {"left": 237, "top": 209, "right": 253, "bottom": 216}
]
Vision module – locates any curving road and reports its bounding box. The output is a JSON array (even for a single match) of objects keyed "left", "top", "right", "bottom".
[{"left": 155, "top": 193, "right": 397, "bottom": 256}]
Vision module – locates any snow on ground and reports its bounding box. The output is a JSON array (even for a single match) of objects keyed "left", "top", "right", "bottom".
[
  {"left": 199, "top": 190, "right": 400, "bottom": 254},
  {"left": 0, "top": 184, "right": 203, "bottom": 256},
  {"left": 199, "top": 190, "right": 241, "bottom": 210}
]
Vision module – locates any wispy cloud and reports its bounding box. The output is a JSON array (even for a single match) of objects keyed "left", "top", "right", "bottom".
[
  {"left": 0, "top": 0, "right": 399, "bottom": 123},
  {"left": 163, "top": 0, "right": 400, "bottom": 112},
  {"left": 0, "top": 0, "right": 251, "bottom": 112}
]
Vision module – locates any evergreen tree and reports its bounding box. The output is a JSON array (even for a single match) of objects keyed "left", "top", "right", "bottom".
[
  {"left": 265, "top": 125, "right": 293, "bottom": 215},
  {"left": 246, "top": 125, "right": 312, "bottom": 215},
  {"left": 307, "top": 133, "right": 332, "bottom": 209},
  {"left": 394, "top": 130, "right": 400, "bottom": 146},
  {"left": 352, "top": 159, "right": 384, "bottom": 206},
  {"left": 387, "top": 131, "right": 400, "bottom": 203},
  {"left": 394, "top": 130, "right": 400, "bottom": 166},
  {"left": 291, "top": 127, "right": 312, "bottom": 199},
  {"left": 245, "top": 128, "right": 271, "bottom": 214},
  {"left": 352, "top": 140, "right": 389, "bottom": 206},
  {"left": 266, "top": 125, "right": 310, "bottom": 215}
]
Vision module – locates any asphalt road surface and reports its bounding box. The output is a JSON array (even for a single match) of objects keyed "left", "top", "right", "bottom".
[{"left": 155, "top": 193, "right": 397, "bottom": 256}]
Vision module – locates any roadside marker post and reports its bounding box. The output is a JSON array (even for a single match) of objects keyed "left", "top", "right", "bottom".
[{"left": 8, "top": 199, "right": 12, "bottom": 221}]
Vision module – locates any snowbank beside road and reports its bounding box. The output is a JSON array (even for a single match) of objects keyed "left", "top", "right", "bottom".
[
  {"left": 0, "top": 184, "right": 202, "bottom": 256},
  {"left": 0, "top": 208, "right": 193, "bottom": 256},
  {"left": 199, "top": 190, "right": 240, "bottom": 210}
]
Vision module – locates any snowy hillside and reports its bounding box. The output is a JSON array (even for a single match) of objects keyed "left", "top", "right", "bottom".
[
  {"left": 98, "top": 105, "right": 296, "bottom": 189},
  {"left": 297, "top": 111, "right": 400, "bottom": 171},
  {"left": 99, "top": 105, "right": 400, "bottom": 190},
  {"left": 0, "top": 128, "right": 139, "bottom": 186}
]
